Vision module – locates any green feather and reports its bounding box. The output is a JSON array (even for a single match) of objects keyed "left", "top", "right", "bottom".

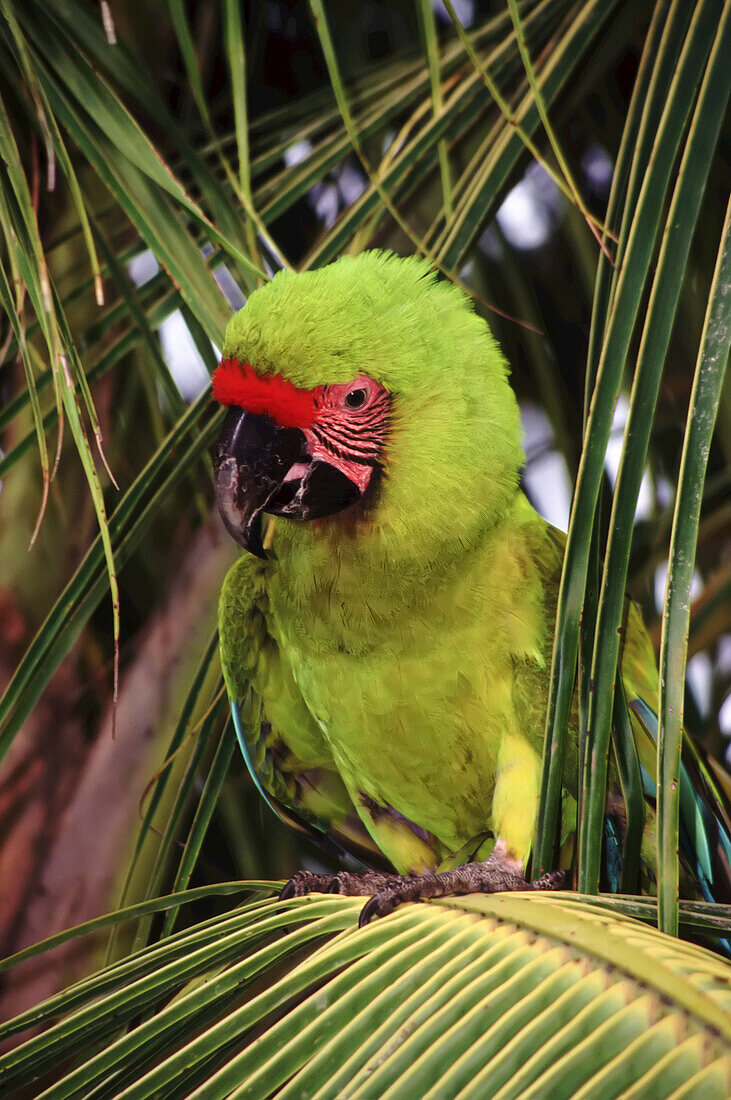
[{"left": 218, "top": 250, "right": 731, "bottom": 900}]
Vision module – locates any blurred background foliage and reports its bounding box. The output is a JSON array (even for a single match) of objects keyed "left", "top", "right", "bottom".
[{"left": 0, "top": 0, "right": 728, "bottom": 1075}]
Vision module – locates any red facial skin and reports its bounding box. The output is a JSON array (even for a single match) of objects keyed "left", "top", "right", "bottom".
[{"left": 212, "top": 358, "right": 391, "bottom": 493}]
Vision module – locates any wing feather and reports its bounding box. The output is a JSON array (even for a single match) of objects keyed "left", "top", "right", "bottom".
[{"left": 219, "top": 555, "right": 386, "bottom": 866}]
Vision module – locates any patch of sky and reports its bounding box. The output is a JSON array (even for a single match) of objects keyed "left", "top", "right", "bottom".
[
  {"left": 520, "top": 402, "right": 571, "bottom": 532},
  {"left": 127, "top": 247, "right": 248, "bottom": 404},
  {"left": 158, "top": 310, "right": 211, "bottom": 403},
  {"left": 653, "top": 561, "right": 704, "bottom": 612},
  {"left": 495, "top": 163, "right": 564, "bottom": 252},
  {"left": 720, "top": 697, "right": 731, "bottom": 763},
  {"left": 338, "top": 162, "right": 367, "bottom": 205},
  {"left": 284, "top": 139, "right": 312, "bottom": 168},
  {"left": 214, "top": 265, "right": 246, "bottom": 311},
  {"left": 605, "top": 392, "right": 654, "bottom": 521},
  {"left": 686, "top": 651, "right": 713, "bottom": 720},
  {"left": 478, "top": 225, "right": 503, "bottom": 262},
  {"left": 309, "top": 161, "right": 366, "bottom": 229},
  {"left": 581, "top": 142, "right": 613, "bottom": 196},
  {"left": 309, "top": 180, "right": 340, "bottom": 229},
  {"left": 127, "top": 248, "right": 159, "bottom": 286},
  {"left": 655, "top": 474, "right": 675, "bottom": 510},
  {"left": 433, "top": 0, "right": 475, "bottom": 27}
]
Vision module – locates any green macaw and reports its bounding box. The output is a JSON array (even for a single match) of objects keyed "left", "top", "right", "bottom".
[{"left": 212, "top": 250, "right": 730, "bottom": 922}]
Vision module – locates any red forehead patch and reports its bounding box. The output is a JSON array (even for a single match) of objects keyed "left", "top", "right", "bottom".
[{"left": 211, "top": 357, "right": 319, "bottom": 429}]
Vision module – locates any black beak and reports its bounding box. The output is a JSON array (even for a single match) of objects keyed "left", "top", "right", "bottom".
[{"left": 214, "top": 409, "right": 361, "bottom": 557}]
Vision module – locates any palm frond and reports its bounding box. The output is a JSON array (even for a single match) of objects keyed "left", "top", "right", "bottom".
[{"left": 1, "top": 891, "right": 729, "bottom": 1096}]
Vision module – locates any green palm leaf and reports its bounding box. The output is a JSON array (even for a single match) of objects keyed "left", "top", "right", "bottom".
[
  {"left": 1, "top": 891, "right": 729, "bottom": 1097},
  {"left": 0, "top": 0, "right": 729, "bottom": 1093}
]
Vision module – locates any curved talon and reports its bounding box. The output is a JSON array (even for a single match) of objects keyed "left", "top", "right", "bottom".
[
  {"left": 358, "top": 897, "right": 377, "bottom": 927},
  {"left": 358, "top": 892, "right": 394, "bottom": 927},
  {"left": 358, "top": 879, "right": 423, "bottom": 926}
]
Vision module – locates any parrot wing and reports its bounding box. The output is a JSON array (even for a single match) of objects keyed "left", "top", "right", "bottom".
[{"left": 218, "top": 553, "right": 389, "bottom": 868}]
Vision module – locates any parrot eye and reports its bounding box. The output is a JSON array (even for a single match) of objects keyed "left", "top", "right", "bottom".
[{"left": 345, "top": 388, "right": 367, "bottom": 409}]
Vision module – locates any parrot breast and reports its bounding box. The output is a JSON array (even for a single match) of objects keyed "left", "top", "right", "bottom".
[{"left": 263, "top": 491, "right": 560, "bottom": 868}]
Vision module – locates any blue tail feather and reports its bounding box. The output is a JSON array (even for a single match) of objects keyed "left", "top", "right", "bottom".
[
  {"left": 626, "top": 696, "right": 731, "bottom": 954},
  {"left": 629, "top": 696, "right": 731, "bottom": 901}
]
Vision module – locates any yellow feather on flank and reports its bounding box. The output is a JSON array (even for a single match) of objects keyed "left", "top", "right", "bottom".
[{"left": 491, "top": 730, "right": 542, "bottom": 866}]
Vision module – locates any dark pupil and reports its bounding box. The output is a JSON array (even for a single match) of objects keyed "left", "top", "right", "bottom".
[{"left": 345, "top": 388, "right": 367, "bottom": 409}]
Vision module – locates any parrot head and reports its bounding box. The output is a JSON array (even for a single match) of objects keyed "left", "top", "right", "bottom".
[
  {"left": 211, "top": 250, "right": 524, "bottom": 563},
  {"left": 212, "top": 358, "right": 392, "bottom": 556}
]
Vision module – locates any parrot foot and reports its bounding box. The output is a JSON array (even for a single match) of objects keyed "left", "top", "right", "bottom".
[
  {"left": 279, "top": 862, "right": 565, "bottom": 924},
  {"left": 357, "top": 863, "right": 566, "bottom": 927}
]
